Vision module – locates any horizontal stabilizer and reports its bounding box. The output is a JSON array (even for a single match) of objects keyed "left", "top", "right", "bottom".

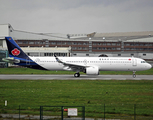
[{"left": 2, "top": 57, "right": 20, "bottom": 63}]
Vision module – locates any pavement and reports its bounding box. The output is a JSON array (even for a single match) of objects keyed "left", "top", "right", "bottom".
[{"left": 0, "top": 74, "right": 153, "bottom": 80}]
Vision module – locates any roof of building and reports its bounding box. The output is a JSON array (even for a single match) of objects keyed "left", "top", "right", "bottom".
[
  {"left": 94, "top": 31, "right": 153, "bottom": 37},
  {"left": 72, "top": 31, "right": 152, "bottom": 42},
  {"left": 1, "top": 24, "right": 153, "bottom": 42}
]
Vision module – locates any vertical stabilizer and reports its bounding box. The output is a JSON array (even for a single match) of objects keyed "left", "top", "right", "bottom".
[{"left": 5, "top": 37, "right": 28, "bottom": 59}]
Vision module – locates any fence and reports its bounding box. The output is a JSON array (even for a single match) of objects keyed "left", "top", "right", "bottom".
[
  {"left": 40, "top": 106, "right": 85, "bottom": 120},
  {"left": 0, "top": 104, "right": 153, "bottom": 120}
]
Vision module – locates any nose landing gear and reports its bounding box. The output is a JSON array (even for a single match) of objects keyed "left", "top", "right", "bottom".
[
  {"left": 74, "top": 73, "right": 80, "bottom": 77},
  {"left": 133, "top": 71, "right": 136, "bottom": 78}
]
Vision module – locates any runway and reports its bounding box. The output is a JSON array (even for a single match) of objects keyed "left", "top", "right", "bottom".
[{"left": 0, "top": 74, "right": 153, "bottom": 80}]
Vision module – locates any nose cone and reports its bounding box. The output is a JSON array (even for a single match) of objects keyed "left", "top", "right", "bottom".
[{"left": 147, "top": 63, "right": 152, "bottom": 70}]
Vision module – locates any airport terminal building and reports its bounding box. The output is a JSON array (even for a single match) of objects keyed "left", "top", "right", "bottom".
[{"left": 0, "top": 24, "right": 153, "bottom": 67}]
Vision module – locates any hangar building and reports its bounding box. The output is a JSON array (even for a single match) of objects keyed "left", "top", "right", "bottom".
[{"left": 0, "top": 23, "right": 153, "bottom": 62}]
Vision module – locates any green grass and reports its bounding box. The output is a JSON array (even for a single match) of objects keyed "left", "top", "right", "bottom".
[
  {"left": 0, "top": 80, "right": 153, "bottom": 119},
  {"left": 0, "top": 67, "right": 153, "bottom": 75}
]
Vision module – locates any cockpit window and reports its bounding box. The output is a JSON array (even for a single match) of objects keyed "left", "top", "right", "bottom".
[{"left": 141, "top": 61, "right": 146, "bottom": 63}]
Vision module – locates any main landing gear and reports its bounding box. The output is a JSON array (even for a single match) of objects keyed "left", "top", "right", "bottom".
[
  {"left": 74, "top": 73, "right": 80, "bottom": 77},
  {"left": 133, "top": 71, "right": 136, "bottom": 78}
]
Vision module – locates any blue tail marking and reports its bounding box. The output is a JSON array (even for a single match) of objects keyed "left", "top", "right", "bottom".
[
  {"left": 5, "top": 37, "right": 47, "bottom": 70},
  {"left": 5, "top": 37, "right": 29, "bottom": 59}
]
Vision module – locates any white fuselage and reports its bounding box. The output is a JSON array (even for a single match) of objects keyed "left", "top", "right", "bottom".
[{"left": 29, "top": 57, "right": 151, "bottom": 71}]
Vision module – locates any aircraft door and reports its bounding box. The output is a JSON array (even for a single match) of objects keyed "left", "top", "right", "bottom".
[
  {"left": 84, "top": 59, "right": 87, "bottom": 65},
  {"left": 132, "top": 58, "right": 137, "bottom": 66}
]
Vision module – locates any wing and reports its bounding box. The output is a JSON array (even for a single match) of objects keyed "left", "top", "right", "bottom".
[{"left": 54, "top": 54, "right": 86, "bottom": 72}]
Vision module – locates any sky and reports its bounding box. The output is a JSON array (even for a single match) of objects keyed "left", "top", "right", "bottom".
[{"left": 0, "top": 0, "right": 153, "bottom": 34}]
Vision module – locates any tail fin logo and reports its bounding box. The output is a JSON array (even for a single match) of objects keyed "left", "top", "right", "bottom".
[{"left": 11, "top": 48, "right": 20, "bottom": 56}]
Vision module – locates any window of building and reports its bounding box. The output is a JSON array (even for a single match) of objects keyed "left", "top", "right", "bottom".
[
  {"left": 131, "top": 48, "right": 135, "bottom": 50},
  {"left": 72, "top": 42, "right": 77, "bottom": 45},
  {"left": 51, "top": 42, "right": 56, "bottom": 45},
  {"left": 83, "top": 42, "right": 87, "bottom": 45},
  {"left": 35, "top": 42, "right": 40, "bottom": 44},
  {"left": 103, "top": 43, "right": 106, "bottom": 45},
  {"left": 143, "top": 54, "right": 146, "bottom": 56},
  {"left": 82, "top": 47, "right": 88, "bottom": 50},
  {"left": 72, "top": 47, "right": 77, "bottom": 50},
  {"left": 130, "top": 43, "right": 134, "bottom": 46},
  {"left": 144, "top": 44, "right": 149, "bottom": 46},
  {"left": 62, "top": 42, "right": 67, "bottom": 45},
  {"left": 125, "top": 43, "right": 130, "bottom": 46},
  {"left": 57, "top": 42, "right": 62, "bottom": 45},
  {"left": 29, "top": 42, "right": 34, "bottom": 44},
  {"left": 67, "top": 42, "right": 71, "bottom": 45},
  {"left": 45, "top": 40, "right": 49, "bottom": 43},
  {"left": 135, "top": 48, "right": 140, "bottom": 50},
  {"left": 60, "top": 53, "right": 67, "bottom": 56},
  {"left": 125, "top": 48, "right": 130, "bottom": 50},
  {"left": 54, "top": 53, "right": 67, "bottom": 56},
  {"left": 78, "top": 43, "right": 82, "bottom": 45},
  {"left": 78, "top": 47, "right": 82, "bottom": 50},
  {"left": 44, "top": 53, "right": 53, "bottom": 56},
  {"left": 18, "top": 41, "right": 23, "bottom": 44},
  {"left": 23, "top": 41, "right": 28, "bottom": 44},
  {"left": 118, "top": 54, "right": 121, "bottom": 56},
  {"left": 112, "top": 43, "right": 116, "bottom": 46},
  {"left": 107, "top": 43, "right": 111, "bottom": 46},
  {"left": 102, "top": 48, "right": 107, "bottom": 50}
]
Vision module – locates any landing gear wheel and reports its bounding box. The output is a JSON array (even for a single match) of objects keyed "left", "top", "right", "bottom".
[
  {"left": 74, "top": 73, "right": 80, "bottom": 77},
  {"left": 133, "top": 74, "right": 136, "bottom": 78},
  {"left": 133, "top": 71, "right": 136, "bottom": 78}
]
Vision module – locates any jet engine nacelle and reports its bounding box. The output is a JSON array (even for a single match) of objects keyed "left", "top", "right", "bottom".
[{"left": 86, "top": 66, "right": 99, "bottom": 75}]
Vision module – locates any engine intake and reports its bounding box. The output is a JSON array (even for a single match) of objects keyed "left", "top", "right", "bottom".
[{"left": 86, "top": 66, "right": 99, "bottom": 75}]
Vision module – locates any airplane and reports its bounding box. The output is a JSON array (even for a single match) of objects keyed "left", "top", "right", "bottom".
[{"left": 2, "top": 37, "right": 152, "bottom": 78}]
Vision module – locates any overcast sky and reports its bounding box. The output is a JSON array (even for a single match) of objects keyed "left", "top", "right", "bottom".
[{"left": 0, "top": 0, "right": 153, "bottom": 34}]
